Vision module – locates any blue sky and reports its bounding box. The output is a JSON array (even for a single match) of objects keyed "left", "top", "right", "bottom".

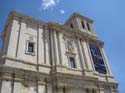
[{"left": 0, "top": 0, "right": 125, "bottom": 92}]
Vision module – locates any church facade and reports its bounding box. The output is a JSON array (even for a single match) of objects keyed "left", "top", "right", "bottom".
[{"left": 0, "top": 11, "right": 118, "bottom": 93}]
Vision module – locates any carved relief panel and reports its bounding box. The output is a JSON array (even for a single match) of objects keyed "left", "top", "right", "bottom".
[{"left": 64, "top": 36, "right": 76, "bottom": 53}]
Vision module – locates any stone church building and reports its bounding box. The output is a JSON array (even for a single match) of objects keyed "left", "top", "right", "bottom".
[{"left": 0, "top": 11, "right": 118, "bottom": 93}]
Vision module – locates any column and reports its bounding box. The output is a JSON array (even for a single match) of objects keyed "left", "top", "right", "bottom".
[
  {"left": 50, "top": 30, "right": 55, "bottom": 66},
  {"left": 77, "top": 38, "right": 86, "bottom": 70},
  {"left": 38, "top": 84, "right": 46, "bottom": 93},
  {"left": 57, "top": 32, "right": 62, "bottom": 65},
  {"left": 44, "top": 29, "right": 50, "bottom": 65},
  {"left": 53, "top": 31, "right": 60, "bottom": 65},
  {"left": 36, "top": 26, "right": 39, "bottom": 70},
  {"left": 13, "top": 82, "right": 22, "bottom": 93},
  {"left": 46, "top": 81, "right": 53, "bottom": 93},
  {"left": 1, "top": 80, "right": 11, "bottom": 93},
  {"left": 38, "top": 27, "right": 45, "bottom": 64}
]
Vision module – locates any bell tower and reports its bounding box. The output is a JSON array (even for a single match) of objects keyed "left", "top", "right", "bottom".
[{"left": 65, "top": 13, "right": 96, "bottom": 35}]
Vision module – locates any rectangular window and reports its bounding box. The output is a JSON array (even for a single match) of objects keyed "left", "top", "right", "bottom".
[
  {"left": 28, "top": 42, "right": 34, "bottom": 53},
  {"left": 89, "top": 43, "right": 107, "bottom": 74},
  {"left": 81, "top": 21, "right": 85, "bottom": 29},
  {"left": 70, "top": 23, "right": 74, "bottom": 28},
  {"left": 92, "top": 89, "right": 96, "bottom": 93},
  {"left": 87, "top": 23, "right": 91, "bottom": 31},
  {"left": 69, "top": 57, "right": 76, "bottom": 68}
]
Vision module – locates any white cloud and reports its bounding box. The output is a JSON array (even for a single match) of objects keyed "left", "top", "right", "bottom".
[
  {"left": 40, "top": 0, "right": 59, "bottom": 10},
  {"left": 60, "top": 9, "right": 65, "bottom": 14}
]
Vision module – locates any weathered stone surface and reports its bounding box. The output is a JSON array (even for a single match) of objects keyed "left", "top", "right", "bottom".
[{"left": 0, "top": 11, "right": 118, "bottom": 93}]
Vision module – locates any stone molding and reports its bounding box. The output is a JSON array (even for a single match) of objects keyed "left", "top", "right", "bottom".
[
  {"left": 0, "top": 66, "right": 48, "bottom": 81},
  {"left": 51, "top": 72, "right": 98, "bottom": 81},
  {"left": 1, "top": 55, "right": 51, "bottom": 68}
]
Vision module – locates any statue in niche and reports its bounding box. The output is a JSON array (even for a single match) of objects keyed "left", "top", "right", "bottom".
[{"left": 66, "top": 39, "right": 74, "bottom": 53}]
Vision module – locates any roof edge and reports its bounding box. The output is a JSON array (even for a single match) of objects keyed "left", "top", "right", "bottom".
[
  {"left": 65, "top": 12, "right": 94, "bottom": 25},
  {"left": 1, "top": 11, "right": 46, "bottom": 40}
]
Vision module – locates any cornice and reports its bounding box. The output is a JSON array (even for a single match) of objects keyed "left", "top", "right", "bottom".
[
  {"left": 93, "top": 72, "right": 114, "bottom": 78},
  {"left": 1, "top": 55, "right": 51, "bottom": 68},
  {"left": 10, "top": 11, "right": 45, "bottom": 26},
  {"left": 52, "top": 72, "right": 98, "bottom": 82},
  {"left": 1, "top": 11, "right": 46, "bottom": 41},
  {"left": 56, "top": 83, "right": 97, "bottom": 90},
  {"left": 0, "top": 65, "right": 49, "bottom": 81}
]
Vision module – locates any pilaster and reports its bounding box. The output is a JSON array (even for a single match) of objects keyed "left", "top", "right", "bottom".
[
  {"left": 76, "top": 17, "right": 83, "bottom": 30},
  {"left": 38, "top": 27, "right": 45, "bottom": 64},
  {"left": 38, "top": 81, "right": 46, "bottom": 93},
  {"left": 1, "top": 80, "right": 11, "bottom": 93},
  {"left": 100, "top": 47, "right": 113, "bottom": 76},
  {"left": 57, "top": 32, "right": 62, "bottom": 65},
  {"left": 16, "top": 20, "right": 26, "bottom": 59},
  {"left": 50, "top": 30, "right": 55, "bottom": 66},
  {"left": 7, "top": 19, "right": 20, "bottom": 58},
  {"left": 81, "top": 40, "right": 93, "bottom": 71},
  {"left": 58, "top": 33, "right": 68, "bottom": 67},
  {"left": 77, "top": 38, "right": 86, "bottom": 70},
  {"left": 53, "top": 31, "right": 60, "bottom": 65},
  {"left": 44, "top": 28, "right": 50, "bottom": 65}
]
